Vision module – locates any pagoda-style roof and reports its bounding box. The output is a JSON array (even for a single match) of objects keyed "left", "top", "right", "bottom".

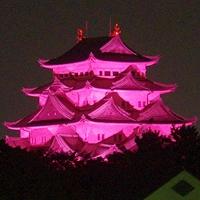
[
  {"left": 22, "top": 76, "right": 73, "bottom": 97},
  {"left": 5, "top": 91, "right": 137, "bottom": 130},
  {"left": 23, "top": 68, "right": 176, "bottom": 97},
  {"left": 61, "top": 135, "right": 84, "bottom": 152},
  {"left": 110, "top": 66, "right": 176, "bottom": 91},
  {"left": 78, "top": 142, "right": 122, "bottom": 158},
  {"left": 39, "top": 36, "right": 158, "bottom": 67},
  {"left": 49, "top": 130, "right": 133, "bottom": 156},
  {"left": 96, "top": 144, "right": 122, "bottom": 158},
  {"left": 5, "top": 91, "right": 195, "bottom": 130},
  {"left": 5, "top": 136, "right": 30, "bottom": 149},
  {"left": 138, "top": 98, "right": 196, "bottom": 124},
  {"left": 87, "top": 93, "right": 136, "bottom": 122},
  {"left": 4, "top": 92, "right": 77, "bottom": 130},
  {"left": 112, "top": 71, "right": 148, "bottom": 90},
  {"left": 100, "top": 130, "right": 127, "bottom": 145},
  {"left": 31, "top": 92, "right": 75, "bottom": 121},
  {"left": 47, "top": 135, "right": 74, "bottom": 153}
]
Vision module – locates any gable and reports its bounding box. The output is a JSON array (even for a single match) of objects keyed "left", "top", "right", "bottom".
[
  {"left": 100, "top": 36, "right": 135, "bottom": 55},
  {"left": 112, "top": 72, "right": 147, "bottom": 90},
  {"left": 88, "top": 97, "right": 133, "bottom": 121},
  {"left": 139, "top": 100, "right": 184, "bottom": 122},
  {"left": 31, "top": 94, "right": 75, "bottom": 122}
]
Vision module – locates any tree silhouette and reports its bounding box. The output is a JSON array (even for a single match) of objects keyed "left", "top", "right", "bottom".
[{"left": 0, "top": 126, "right": 199, "bottom": 199}]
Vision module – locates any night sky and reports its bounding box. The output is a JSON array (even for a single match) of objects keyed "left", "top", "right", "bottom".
[{"left": 1, "top": 0, "right": 200, "bottom": 137}]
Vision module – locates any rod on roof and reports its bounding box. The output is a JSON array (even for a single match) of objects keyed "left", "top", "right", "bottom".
[{"left": 109, "top": 16, "right": 112, "bottom": 36}]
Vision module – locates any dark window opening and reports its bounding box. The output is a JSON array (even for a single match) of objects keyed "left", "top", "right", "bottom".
[
  {"left": 113, "top": 71, "right": 119, "bottom": 76},
  {"left": 90, "top": 71, "right": 93, "bottom": 76},
  {"left": 105, "top": 71, "right": 111, "bottom": 76}
]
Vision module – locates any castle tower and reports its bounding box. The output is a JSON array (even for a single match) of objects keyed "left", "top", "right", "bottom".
[{"left": 5, "top": 25, "right": 196, "bottom": 158}]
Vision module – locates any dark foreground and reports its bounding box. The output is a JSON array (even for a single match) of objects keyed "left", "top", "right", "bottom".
[{"left": 0, "top": 126, "right": 200, "bottom": 200}]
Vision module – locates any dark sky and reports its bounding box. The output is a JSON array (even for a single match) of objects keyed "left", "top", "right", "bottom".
[{"left": 1, "top": 0, "right": 200, "bottom": 137}]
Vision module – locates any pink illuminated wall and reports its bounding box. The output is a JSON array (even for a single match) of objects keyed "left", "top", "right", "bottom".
[{"left": 5, "top": 24, "right": 196, "bottom": 158}]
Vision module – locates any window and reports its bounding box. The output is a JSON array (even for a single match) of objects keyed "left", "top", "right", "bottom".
[
  {"left": 64, "top": 74, "right": 69, "bottom": 78},
  {"left": 99, "top": 71, "right": 103, "bottom": 76},
  {"left": 61, "top": 74, "right": 68, "bottom": 78},
  {"left": 113, "top": 71, "right": 119, "bottom": 76},
  {"left": 97, "top": 134, "right": 104, "bottom": 141},
  {"left": 105, "top": 71, "right": 111, "bottom": 76},
  {"left": 143, "top": 101, "right": 146, "bottom": 107},
  {"left": 138, "top": 101, "right": 141, "bottom": 108},
  {"left": 30, "top": 138, "right": 36, "bottom": 145},
  {"left": 90, "top": 71, "right": 93, "bottom": 76},
  {"left": 42, "top": 137, "right": 46, "bottom": 144}
]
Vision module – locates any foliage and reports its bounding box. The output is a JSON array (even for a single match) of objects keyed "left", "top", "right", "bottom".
[{"left": 0, "top": 126, "right": 199, "bottom": 200}]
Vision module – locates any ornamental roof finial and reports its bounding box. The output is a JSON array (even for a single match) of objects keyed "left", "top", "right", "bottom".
[
  {"left": 76, "top": 28, "right": 85, "bottom": 43},
  {"left": 111, "top": 23, "right": 121, "bottom": 37}
]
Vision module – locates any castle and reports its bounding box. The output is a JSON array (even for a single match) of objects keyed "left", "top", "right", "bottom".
[{"left": 5, "top": 24, "right": 195, "bottom": 158}]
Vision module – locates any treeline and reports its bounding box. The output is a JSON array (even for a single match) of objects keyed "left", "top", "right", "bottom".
[{"left": 0, "top": 126, "right": 200, "bottom": 200}]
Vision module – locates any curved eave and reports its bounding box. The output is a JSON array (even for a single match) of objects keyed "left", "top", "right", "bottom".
[
  {"left": 4, "top": 121, "right": 22, "bottom": 130},
  {"left": 100, "top": 82, "right": 177, "bottom": 93},
  {"left": 144, "top": 55, "right": 160, "bottom": 67},
  {"left": 5, "top": 116, "right": 196, "bottom": 131},
  {"left": 94, "top": 55, "right": 159, "bottom": 66},
  {"left": 87, "top": 118, "right": 136, "bottom": 124},
  {"left": 22, "top": 80, "right": 73, "bottom": 97},
  {"left": 155, "top": 84, "right": 177, "bottom": 94},
  {"left": 22, "top": 87, "right": 42, "bottom": 97},
  {"left": 22, "top": 82, "right": 177, "bottom": 98},
  {"left": 38, "top": 57, "right": 90, "bottom": 69},
  {"left": 38, "top": 54, "right": 160, "bottom": 69},
  {"left": 87, "top": 99, "right": 136, "bottom": 122},
  {"left": 183, "top": 116, "right": 198, "bottom": 125},
  {"left": 4, "top": 120, "right": 70, "bottom": 130},
  {"left": 70, "top": 116, "right": 139, "bottom": 125}
]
